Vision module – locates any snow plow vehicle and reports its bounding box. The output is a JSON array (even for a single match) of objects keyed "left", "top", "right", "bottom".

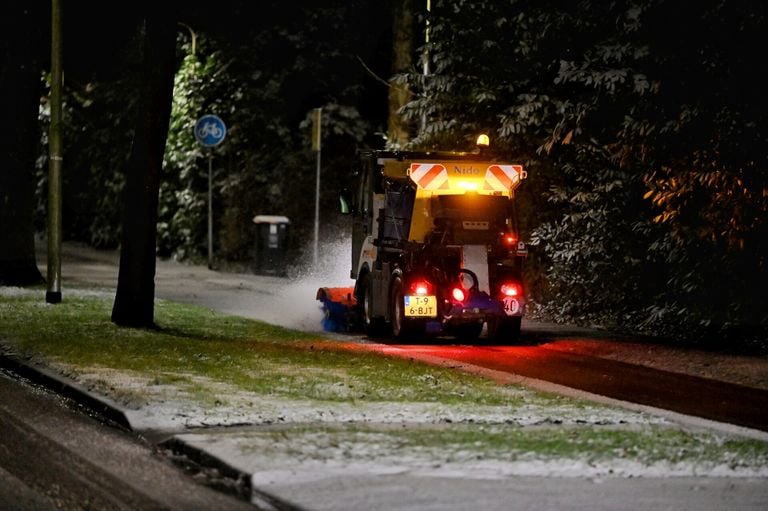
[{"left": 317, "top": 136, "right": 528, "bottom": 342}]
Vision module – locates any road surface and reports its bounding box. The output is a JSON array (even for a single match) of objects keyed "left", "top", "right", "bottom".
[{"left": 0, "top": 369, "right": 263, "bottom": 511}]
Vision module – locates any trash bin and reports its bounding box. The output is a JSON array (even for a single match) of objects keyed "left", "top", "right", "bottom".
[{"left": 252, "top": 215, "right": 290, "bottom": 276}]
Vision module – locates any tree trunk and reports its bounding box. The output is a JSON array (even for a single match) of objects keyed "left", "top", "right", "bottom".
[
  {"left": 387, "top": 0, "right": 414, "bottom": 148},
  {"left": 111, "top": 6, "right": 177, "bottom": 327},
  {"left": 0, "top": 1, "right": 46, "bottom": 286}
]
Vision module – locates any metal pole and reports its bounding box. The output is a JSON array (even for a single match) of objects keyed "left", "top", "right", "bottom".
[
  {"left": 314, "top": 146, "right": 321, "bottom": 267},
  {"left": 420, "top": 0, "right": 431, "bottom": 136},
  {"left": 208, "top": 153, "right": 213, "bottom": 269},
  {"left": 46, "top": 0, "right": 63, "bottom": 304},
  {"left": 423, "top": 0, "right": 431, "bottom": 76},
  {"left": 312, "top": 108, "right": 322, "bottom": 267}
]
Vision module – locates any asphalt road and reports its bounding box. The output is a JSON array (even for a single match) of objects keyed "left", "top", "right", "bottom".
[
  {"left": 0, "top": 370, "right": 262, "bottom": 511},
  {"left": 377, "top": 343, "right": 768, "bottom": 432}
]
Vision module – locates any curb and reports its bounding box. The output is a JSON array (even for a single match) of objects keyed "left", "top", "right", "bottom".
[
  {"left": 0, "top": 351, "right": 305, "bottom": 510},
  {"left": 0, "top": 352, "right": 132, "bottom": 431},
  {"left": 161, "top": 436, "right": 304, "bottom": 511}
]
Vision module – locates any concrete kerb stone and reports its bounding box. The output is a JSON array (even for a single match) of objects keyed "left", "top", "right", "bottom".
[
  {"left": 159, "top": 436, "right": 305, "bottom": 511},
  {"left": 0, "top": 350, "right": 303, "bottom": 509},
  {"left": 0, "top": 351, "right": 131, "bottom": 431}
]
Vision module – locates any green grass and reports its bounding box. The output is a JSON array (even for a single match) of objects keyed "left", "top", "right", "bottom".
[
  {"left": 3, "top": 288, "right": 767, "bottom": 470},
  {"left": 0, "top": 291, "right": 527, "bottom": 405},
  {"left": 402, "top": 424, "right": 768, "bottom": 465},
  {"left": 234, "top": 423, "right": 768, "bottom": 471}
]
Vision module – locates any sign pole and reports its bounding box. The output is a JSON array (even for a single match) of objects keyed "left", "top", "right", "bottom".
[
  {"left": 194, "top": 114, "right": 226, "bottom": 270},
  {"left": 207, "top": 152, "right": 213, "bottom": 269},
  {"left": 314, "top": 148, "right": 321, "bottom": 267}
]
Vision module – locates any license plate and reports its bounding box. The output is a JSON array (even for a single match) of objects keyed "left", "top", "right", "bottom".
[{"left": 404, "top": 295, "right": 437, "bottom": 317}]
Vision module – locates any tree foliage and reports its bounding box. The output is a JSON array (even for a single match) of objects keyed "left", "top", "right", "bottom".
[
  {"left": 400, "top": 0, "right": 767, "bottom": 343},
  {"left": 37, "top": 0, "right": 390, "bottom": 270},
  {"left": 30, "top": 0, "right": 766, "bottom": 343},
  {"left": 159, "top": 1, "right": 389, "bottom": 265}
]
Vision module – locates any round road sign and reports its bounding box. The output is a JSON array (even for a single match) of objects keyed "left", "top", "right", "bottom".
[{"left": 194, "top": 114, "right": 227, "bottom": 147}]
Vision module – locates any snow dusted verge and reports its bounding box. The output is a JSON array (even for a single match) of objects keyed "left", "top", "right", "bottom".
[
  {"left": 4, "top": 286, "right": 767, "bottom": 481},
  {"left": 54, "top": 365, "right": 768, "bottom": 480},
  {"left": 0, "top": 286, "right": 114, "bottom": 300},
  {"left": 59, "top": 365, "right": 667, "bottom": 431},
  {"left": 176, "top": 424, "right": 768, "bottom": 484}
]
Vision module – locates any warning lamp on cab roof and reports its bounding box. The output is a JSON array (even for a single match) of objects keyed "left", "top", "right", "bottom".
[{"left": 476, "top": 134, "right": 490, "bottom": 148}]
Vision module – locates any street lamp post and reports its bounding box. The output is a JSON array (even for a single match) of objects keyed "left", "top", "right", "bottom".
[
  {"left": 419, "top": 0, "right": 431, "bottom": 136},
  {"left": 46, "top": 0, "right": 63, "bottom": 304},
  {"left": 312, "top": 108, "right": 322, "bottom": 267}
]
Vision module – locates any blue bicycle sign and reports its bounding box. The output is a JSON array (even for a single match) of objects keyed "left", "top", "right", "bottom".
[{"left": 194, "top": 114, "right": 227, "bottom": 147}]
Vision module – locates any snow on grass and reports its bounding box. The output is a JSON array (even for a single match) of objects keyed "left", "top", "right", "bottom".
[
  {"left": 58, "top": 365, "right": 666, "bottom": 431},
  {"left": 5, "top": 283, "right": 768, "bottom": 481},
  {"left": 0, "top": 286, "right": 114, "bottom": 300},
  {"left": 175, "top": 424, "right": 768, "bottom": 484},
  {"left": 50, "top": 364, "right": 768, "bottom": 480}
]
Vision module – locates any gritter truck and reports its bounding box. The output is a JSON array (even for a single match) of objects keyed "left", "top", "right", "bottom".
[{"left": 317, "top": 136, "right": 528, "bottom": 342}]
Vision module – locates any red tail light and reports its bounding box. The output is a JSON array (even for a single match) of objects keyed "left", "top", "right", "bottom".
[
  {"left": 501, "top": 232, "right": 518, "bottom": 247},
  {"left": 500, "top": 282, "right": 522, "bottom": 297},
  {"left": 451, "top": 287, "right": 466, "bottom": 302},
  {"left": 409, "top": 279, "right": 432, "bottom": 296}
]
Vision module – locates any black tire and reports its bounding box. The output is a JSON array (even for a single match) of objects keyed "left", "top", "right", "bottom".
[
  {"left": 487, "top": 316, "right": 521, "bottom": 345},
  {"left": 359, "top": 273, "right": 386, "bottom": 337},
  {"left": 390, "top": 276, "right": 425, "bottom": 340}
]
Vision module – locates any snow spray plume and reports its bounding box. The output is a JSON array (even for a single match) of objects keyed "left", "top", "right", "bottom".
[{"left": 278, "top": 235, "right": 354, "bottom": 332}]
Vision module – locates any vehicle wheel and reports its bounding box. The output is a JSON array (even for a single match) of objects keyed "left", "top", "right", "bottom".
[
  {"left": 487, "top": 316, "right": 521, "bottom": 345},
  {"left": 455, "top": 322, "right": 483, "bottom": 342},
  {"left": 359, "top": 273, "right": 386, "bottom": 337},
  {"left": 390, "top": 276, "right": 424, "bottom": 340}
]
